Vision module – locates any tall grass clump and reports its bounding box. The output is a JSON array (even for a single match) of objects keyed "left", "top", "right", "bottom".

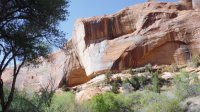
[
  {"left": 173, "top": 70, "right": 200, "bottom": 100},
  {"left": 151, "top": 72, "right": 160, "bottom": 93}
]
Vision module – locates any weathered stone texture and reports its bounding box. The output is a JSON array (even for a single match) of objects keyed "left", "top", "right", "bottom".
[
  {"left": 3, "top": 1, "right": 200, "bottom": 88},
  {"left": 72, "top": 1, "right": 200, "bottom": 75}
]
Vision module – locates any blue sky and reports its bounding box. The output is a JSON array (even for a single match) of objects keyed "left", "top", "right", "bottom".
[{"left": 59, "top": 0, "right": 177, "bottom": 39}]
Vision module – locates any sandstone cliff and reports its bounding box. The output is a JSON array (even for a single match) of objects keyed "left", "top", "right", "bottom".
[
  {"left": 3, "top": 1, "right": 200, "bottom": 89},
  {"left": 72, "top": 1, "right": 200, "bottom": 78}
]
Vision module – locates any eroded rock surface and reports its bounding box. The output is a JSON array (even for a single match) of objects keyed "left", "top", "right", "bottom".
[
  {"left": 72, "top": 1, "right": 200, "bottom": 77},
  {"left": 2, "top": 41, "right": 89, "bottom": 90},
  {"left": 192, "top": 0, "right": 200, "bottom": 10},
  {"left": 2, "top": 50, "right": 67, "bottom": 91},
  {"left": 3, "top": 1, "right": 200, "bottom": 88}
]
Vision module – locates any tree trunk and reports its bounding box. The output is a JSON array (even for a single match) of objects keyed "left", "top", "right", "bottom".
[
  {"left": 2, "top": 106, "right": 9, "bottom": 112},
  {"left": 0, "top": 78, "right": 5, "bottom": 112}
]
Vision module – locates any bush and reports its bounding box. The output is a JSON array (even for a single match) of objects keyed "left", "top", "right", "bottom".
[
  {"left": 128, "top": 68, "right": 134, "bottom": 75},
  {"left": 140, "top": 92, "right": 182, "bottom": 112},
  {"left": 105, "top": 70, "right": 113, "bottom": 84},
  {"left": 145, "top": 64, "right": 153, "bottom": 72},
  {"left": 111, "top": 81, "right": 119, "bottom": 94},
  {"left": 90, "top": 92, "right": 133, "bottom": 112},
  {"left": 110, "top": 77, "right": 122, "bottom": 94},
  {"left": 189, "top": 54, "right": 200, "bottom": 67},
  {"left": 151, "top": 72, "right": 160, "bottom": 93},
  {"left": 173, "top": 70, "right": 200, "bottom": 100},
  {"left": 7, "top": 90, "right": 37, "bottom": 112},
  {"left": 89, "top": 91, "right": 183, "bottom": 112},
  {"left": 126, "top": 75, "right": 148, "bottom": 90},
  {"left": 46, "top": 92, "right": 76, "bottom": 112},
  {"left": 161, "top": 64, "right": 179, "bottom": 73},
  {"left": 1, "top": 88, "right": 76, "bottom": 112}
]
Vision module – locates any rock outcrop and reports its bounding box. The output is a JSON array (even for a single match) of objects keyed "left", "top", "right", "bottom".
[
  {"left": 2, "top": 41, "right": 90, "bottom": 90},
  {"left": 72, "top": 1, "right": 200, "bottom": 78},
  {"left": 192, "top": 0, "right": 200, "bottom": 10},
  {"left": 2, "top": 50, "right": 67, "bottom": 91},
  {"left": 59, "top": 41, "right": 90, "bottom": 87},
  {"left": 3, "top": 1, "right": 200, "bottom": 89}
]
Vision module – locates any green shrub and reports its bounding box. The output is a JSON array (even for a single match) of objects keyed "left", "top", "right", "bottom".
[
  {"left": 46, "top": 92, "right": 76, "bottom": 112},
  {"left": 110, "top": 77, "right": 122, "bottom": 94},
  {"left": 161, "top": 64, "right": 179, "bottom": 73},
  {"left": 1, "top": 88, "right": 77, "bottom": 112},
  {"left": 141, "top": 93, "right": 182, "bottom": 112},
  {"left": 173, "top": 70, "right": 200, "bottom": 100},
  {"left": 89, "top": 91, "right": 183, "bottom": 112},
  {"left": 8, "top": 91, "right": 37, "bottom": 112},
  {"left": 128, "top": 68, "right": 134, "bottom": 75},
  {"left": 128, "top": 76, "right": 140, "bottom": 90},
  {"left": 145, "top": 64, "right": 153, "bottom": 72},
  {"left": 105, "top": 70, "right": 113, "bottom": 84},
  {"left": 90, "top": 92, "right": 133, "bottom": 112},
  {"left": 127, "top": 75, "right": 149, "bottom": 90},
  {"left": 151, "top": 72, "right": 160, "bottom": 93},
  {"left": 189, "top": 54, "right": 200, "bottom": 67},
  {"left": 111, "top": 81, "right": 119, "bottom": 94}
]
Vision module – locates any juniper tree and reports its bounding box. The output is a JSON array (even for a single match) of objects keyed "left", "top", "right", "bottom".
[{"left": 0, "top": 0, "right": 69, "bottom": 111}]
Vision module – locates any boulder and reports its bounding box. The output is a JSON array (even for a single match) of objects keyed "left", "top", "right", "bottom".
[
  {"left": 161, "top": 72, "right": 173, "bottom": 80},
  {"left": 181, "top": 96, "right": 200, "bottom": 112},
  {"left": 75, "top": 87, "right": 102, "bottom": 102},
  {"left": 119, "top": 83, "right": 134, "bottom": 94}
]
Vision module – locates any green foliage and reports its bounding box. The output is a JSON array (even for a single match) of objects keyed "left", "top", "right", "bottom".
[
  {"left": 126, "top": 75, "right": 148, "bottom": 90},
  {"left": 110, "top": 77, "right": 122, "bottom": 94},
  {"left": 140, "top": 92, "right": 182, "bottom": 112},
  {"left": 151, "top": 72, "right": 160, "bottom": 93},
  {"left": 46, "top": 92, "right": 76, "bottom": 112},
  {"left": 0, "top": 0, "right": 70, "bottom": 111},
  {"left": 161, "top": 64, "right": 179, "bottom": 73},
  {"left": 90, "top": 92, "right": 133, "bottom": 112},
  {"left": 88, "top": 91, "right": 183, "bottom": 112},
  {"left": 3, "top": 90, "right": 37, "bottom": 112},
  {"left": 105, "top": 71, "right": 122, "bottom": 93},
  {"left": 189, "top": 54, "right": 200, "bottom": 67},
  {"left": 128, "top": 68, "right": 134, "bottom": 75},
  {"left": 0, "top": 90, "right": 76, "bottom": 112},
  {"left": 3, "top": 66, "right": 200, "bottom": 112},
  {"left": 145, "top": 64, "right": 153, "bottom": 72},
  {"left": 128, "top": 76, "right": 140, "bottom": 90},
  {"left": 105, "top": 70, "right": 113, "bottom": 84},
  {"left": 173, "top": 70, "right": 200, "bottom": 100}
]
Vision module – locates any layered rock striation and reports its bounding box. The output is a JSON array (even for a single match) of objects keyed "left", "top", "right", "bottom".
[
  {"left": 3, "top": 1, "right": 200, "bottom": 88},
  {"left": 72, "top": 1, "right": 200, "bottom": 77}
]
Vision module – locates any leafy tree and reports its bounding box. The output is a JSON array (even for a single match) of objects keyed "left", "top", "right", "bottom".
[{"left": 0, "top": 0, "right": 69, "bottom": 111}]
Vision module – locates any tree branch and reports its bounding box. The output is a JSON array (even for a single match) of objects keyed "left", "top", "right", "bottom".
[
  {"left": 4, "top": 55, "right": 26, "bottom": 111},
  {"left": 0, "top": 50, "right": 12, "bottom": 75}
]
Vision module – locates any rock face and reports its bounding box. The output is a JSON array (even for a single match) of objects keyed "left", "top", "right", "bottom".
[
  {"left": 2, "top": 41, "right": 90, "bottom": 90},
  {"left": 2, "top": 50, "right": 67, "bottom": 91},
  {"left": 192, "top": 0, "right": 200, "bottom": 10},
  {"left": 72, "top": 1, "right": 200, "bottom": 78},
  {"left": 59, "top": 41, "right": 90, "bottom": 87},
  {"left": 180, "top": 0, "right": 192, "bottom": 9},
  {"left": 3, "top": 1, "right": 200, "bottom": 88}
]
